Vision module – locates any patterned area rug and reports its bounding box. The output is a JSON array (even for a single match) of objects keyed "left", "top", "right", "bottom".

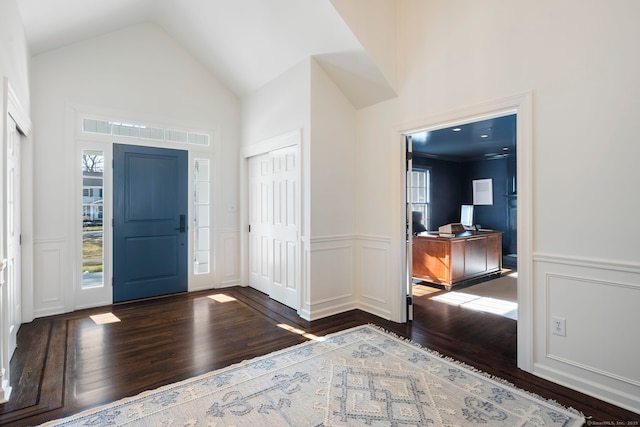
[{"left": 41, "top": 325, "right": 584, "bottom": 426}]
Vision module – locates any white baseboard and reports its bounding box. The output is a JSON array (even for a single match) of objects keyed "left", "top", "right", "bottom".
[{"left": 534, "top": 363, "right": 640, "bottom": 415}]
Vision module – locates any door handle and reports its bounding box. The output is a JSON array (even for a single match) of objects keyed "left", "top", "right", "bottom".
[{"left": 176, "top": 214, "right": 186, "bottom": 232}]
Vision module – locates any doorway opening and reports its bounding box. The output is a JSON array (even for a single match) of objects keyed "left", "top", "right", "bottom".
[
  {"left": 405, "top": 111, "right": 518, "bottom": 370},
  {"left": 406, "top": 113, "right": 518, "bottom": 316}
]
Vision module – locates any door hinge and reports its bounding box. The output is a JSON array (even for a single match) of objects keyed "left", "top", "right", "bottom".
[
  {"left": 406, "top": 152, "right": 413, "bottom": 170},
  {"left": 248, "top": 224, "right": 251, "bottom": 233},
  {"left": 406, "top": 296, "right": 413, "bottom": 306}
]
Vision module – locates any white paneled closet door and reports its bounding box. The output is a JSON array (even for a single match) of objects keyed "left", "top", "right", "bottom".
[
  {"left": 5, "top": 118, "right": 21, "bottom": 360},
  {"left": 248, "top": 146, "right": 300, "bottom": 310}
]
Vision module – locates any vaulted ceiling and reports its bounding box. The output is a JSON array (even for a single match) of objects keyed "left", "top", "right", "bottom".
[
  {"left": 16, "top": 0, "right": 397, "bottom": 108},
  {"left": 16, "top": 1, "right": 514, "bottom": 160}
]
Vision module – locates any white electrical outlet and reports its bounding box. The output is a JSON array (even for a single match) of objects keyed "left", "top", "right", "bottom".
[{"left": 551, "top": 316, "right": 566, "bottom": 337}]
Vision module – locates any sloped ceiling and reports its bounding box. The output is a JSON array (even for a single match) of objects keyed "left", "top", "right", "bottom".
[{"left": 16, "top": 0, "right": 397, "bottom": 108}]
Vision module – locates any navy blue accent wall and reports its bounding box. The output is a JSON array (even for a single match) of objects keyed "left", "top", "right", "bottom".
[
  {"left": 465, "top": 158, "right": 510, "bottom": 251},
  {"left": 412, "top": 157, "right": 465, "bottom": 231},
  {"left": 413, "top": 155, "right": 517, "bottom": 255},
  {"left": 464, "top": 158, "right": 507, "bottom": 230}
]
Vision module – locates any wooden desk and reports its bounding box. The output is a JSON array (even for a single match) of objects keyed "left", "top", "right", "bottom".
[{"left": 412, "top": 230, "right": 502, "bottom": 290}]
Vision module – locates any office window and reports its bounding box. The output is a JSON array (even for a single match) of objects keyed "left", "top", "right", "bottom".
[{"left": 411, "top": 168, "right": 431, "bottom": 231}]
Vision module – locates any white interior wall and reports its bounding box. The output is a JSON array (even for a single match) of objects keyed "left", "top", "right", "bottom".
[
  {"left": 29, "top": 22, "right": 241, "bottom": 317},
  {"left": 306, "top": 58, "right": 359, "bottom": 319},
  {"left": 240, "top": 60, "right": 311, "bottom": 152},
  {"left": 0, "top": 0, "right": 31, "bottom": 403},
  {"left": 0, "top": 0, "right": 30, "bottom": 107},
  {"left": 329, "top": 0, "right": 397, "bottom": 90},
  {"left": 309, "top": 59, "right": 356, "bottom": 238},
  {"left": 354, "top": 0, "right": 640, "bottom": 413}
]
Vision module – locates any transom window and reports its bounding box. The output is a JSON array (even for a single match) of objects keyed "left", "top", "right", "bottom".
[{"left": 82, "top": 118, "right": 209, "bottom": 146}]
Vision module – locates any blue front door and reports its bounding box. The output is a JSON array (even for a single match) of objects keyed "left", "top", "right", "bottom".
[{"left": 113, "top": 144, "right": 188, "bottom": 303}]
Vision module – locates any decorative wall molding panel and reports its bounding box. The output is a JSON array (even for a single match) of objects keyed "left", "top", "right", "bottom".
[
  {"left": 219, "top": 230, "right": 240, "bottom": 287},
  {"left": 534, "top": 253, "right": 640, "bottom": 414},
  {"left": 305, "top": 236, "right": 356, "bottom": 321},
  {"left": 356, "top": 235, "right": 392, "bottom": 319},
  {"left": 33, "top": 238, "right": 67, "bottom": 318},
  {"left": 301, "top": 234, "right": 393, "bottom": 321}
]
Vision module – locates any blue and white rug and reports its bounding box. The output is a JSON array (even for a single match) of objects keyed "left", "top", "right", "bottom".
[{"left": 42, "top": 325, "right": 584, "bottom": 426}]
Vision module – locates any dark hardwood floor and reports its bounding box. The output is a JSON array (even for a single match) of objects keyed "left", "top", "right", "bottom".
[{"left": 1, "top": 283, "right": 638, "bottom": 426}]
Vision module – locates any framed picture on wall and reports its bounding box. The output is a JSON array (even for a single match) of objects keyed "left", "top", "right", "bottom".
[{"left": 473, "top": 178, "right": 493, "bottom": 205}]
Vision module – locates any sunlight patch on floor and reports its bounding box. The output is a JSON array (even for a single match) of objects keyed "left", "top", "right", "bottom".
[
  {"left": 90, "top": 312, "right": 121, "bottom": 324},
  {"left": 412, "top": 285, "right": 441, "bottom": 297},
  {"left": 208, "top": 294, "right": 237, "bottom": 303},
  {"left": 277, "top": 323, "right": 321, "bottom": 340},
  {"left": 431, "top": 292, "right": 518, "bottom": 320}
]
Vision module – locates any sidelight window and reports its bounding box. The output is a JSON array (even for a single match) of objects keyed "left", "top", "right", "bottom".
[
  {"left": 194, "top": 158, "right": 210, "bottom": 274},
  {"left": 81, "top": 150, "right": 105, "bottom": 288}
]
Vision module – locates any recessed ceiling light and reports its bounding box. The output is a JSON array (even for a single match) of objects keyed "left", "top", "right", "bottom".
[
  {"left": 452, "top": 128, "right": 461, "bottom": 132},
  {"left": 480, "top": 134, "right": 489, "bottom": 138},
  {"left": 503, "top": 147, "right": 509, "bottom": 151}
]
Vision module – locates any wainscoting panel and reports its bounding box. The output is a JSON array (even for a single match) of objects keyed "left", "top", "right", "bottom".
[
  {"left": 306, "top": 236, "right": 356, "bottom": 320},
  {"left": 546, "top": 274, "right": 640, "bottom": 383},
  {"left": 357, "top": 235, "right": 392, "bottom": 320},
  {"left": 299, "top": 238, "right": 312, "bottom": 320},
  {"left": 33, "top": 238, "right": 67, "bottom": 318},
  {"left": 533, "top": 253, "right": 640, "bottom": 414},
  {"left": 220, "top": 230, "right": 239, "bottom": 286},
  {"left": 190, "top": 229, "right": 239, "bottom": 291}
]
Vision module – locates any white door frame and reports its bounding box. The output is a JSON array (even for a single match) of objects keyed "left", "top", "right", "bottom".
[
  {"left": 70, "top": 109, "right": 218, "bottom": 311},
  {"left": 395, "top": 92, "right": 534, "bottom": 372},
  {"left": 241, "top": 129, "right": 302, "bottom": 312},
  {"left": 74, "top": 142, "right": 113, "bottom": 309},
  {"left": 405, "top": 135, "right": 414, "bottom": 322}
]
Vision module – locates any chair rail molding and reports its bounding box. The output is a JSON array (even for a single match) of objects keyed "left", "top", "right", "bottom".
[{"left": 534, "top": 252, "right": 640, "bottom": 274}]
